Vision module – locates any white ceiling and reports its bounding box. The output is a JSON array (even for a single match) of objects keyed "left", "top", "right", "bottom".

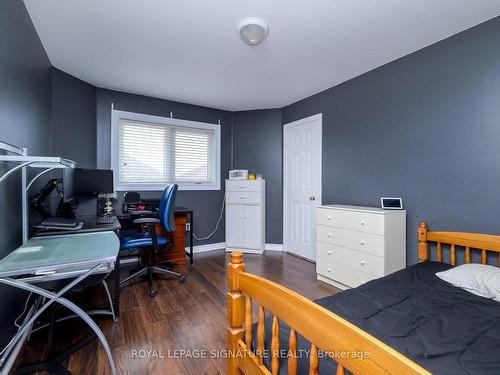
[{"left": 25, "top": 0, "right": 500, "bottom": 111}]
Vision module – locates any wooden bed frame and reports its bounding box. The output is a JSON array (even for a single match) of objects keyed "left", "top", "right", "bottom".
[{"left": 226, "top": 221, "right": 500, "bottom": 375}]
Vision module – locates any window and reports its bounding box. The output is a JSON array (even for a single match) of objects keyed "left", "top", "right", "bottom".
[{"left": 112, "top": 110, "right": 220, "bottom": 190}]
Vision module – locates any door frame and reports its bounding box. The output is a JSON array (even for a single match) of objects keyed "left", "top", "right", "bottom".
[{"left": 283, "top": 113, "right": 323, "bottom": 259}]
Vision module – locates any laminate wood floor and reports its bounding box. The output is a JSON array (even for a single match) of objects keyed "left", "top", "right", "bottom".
[{"left": 18, "top": 250, "right": 339, "bottom": 375}]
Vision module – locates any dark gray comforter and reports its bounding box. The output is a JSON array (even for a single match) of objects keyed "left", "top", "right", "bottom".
[{"left": 255, "top": 261, "right": 500, "bottom": 374}]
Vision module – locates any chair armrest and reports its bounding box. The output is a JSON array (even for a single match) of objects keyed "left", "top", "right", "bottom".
[
  {"left": 130, "top": 210, "right": 156, "bottom": 216},
  {"left": 133, "top": 218, "right": 160, "bottom": 225}
]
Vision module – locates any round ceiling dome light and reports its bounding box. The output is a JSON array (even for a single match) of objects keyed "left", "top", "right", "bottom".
[{"left": 237, "top": 17, "right": 269, "bottom": 46}]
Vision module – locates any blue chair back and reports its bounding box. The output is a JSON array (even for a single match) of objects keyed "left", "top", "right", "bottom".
[{"left": 158, "top": 184, "right": 178, "bottom": 233}]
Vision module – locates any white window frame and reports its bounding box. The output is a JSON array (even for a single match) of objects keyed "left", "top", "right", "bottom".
[{"left": 111, "top": 109, "right": 221, "bottom": 191}]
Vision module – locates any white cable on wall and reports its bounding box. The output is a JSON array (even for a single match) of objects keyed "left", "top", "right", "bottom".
[{"left": 192, "top": 193, "right": 226, "bottom": 241}]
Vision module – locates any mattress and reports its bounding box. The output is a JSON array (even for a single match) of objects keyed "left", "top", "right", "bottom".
[{"left": 256, "top": 261, "right": 500, "bottom": 375}]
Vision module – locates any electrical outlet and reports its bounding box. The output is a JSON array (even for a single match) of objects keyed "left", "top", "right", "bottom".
[{"left": 185, "top": 223, "right": 191, "bottom": 231}]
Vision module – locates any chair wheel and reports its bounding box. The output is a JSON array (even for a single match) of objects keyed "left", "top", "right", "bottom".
[
  {"left": 179, "top": 276, "right": 187, "bottom": 284},
  {"left": 148, "top": 289, "right": 158, "bottom": 297}
]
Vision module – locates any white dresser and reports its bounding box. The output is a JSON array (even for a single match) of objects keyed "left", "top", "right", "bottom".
[
  {"left": 225, "top": 179, "right": 265, "bottom": 254},
  {"left": 316, "top": 205, "right": 406, "bottom": 289}
]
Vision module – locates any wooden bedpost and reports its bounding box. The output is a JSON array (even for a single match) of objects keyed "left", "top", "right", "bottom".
[
  {"left": 227, "top": 252, "right": 245, "bottom": 375},
  {"left": 418, "top": 221, "right": 429, "bottom": 261}
]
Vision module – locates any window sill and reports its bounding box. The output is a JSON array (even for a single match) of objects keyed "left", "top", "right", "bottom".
[{"left": 115, "top": 183, "right": 221, "bottom": 191}]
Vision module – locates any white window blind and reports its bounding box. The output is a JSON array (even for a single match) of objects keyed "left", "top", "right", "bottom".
[
  {"left": 114, "top": 112, "right": 220, "bottom": 190},
  {"left": 119, "top": 120, "right": 168, "bottom": 183}
]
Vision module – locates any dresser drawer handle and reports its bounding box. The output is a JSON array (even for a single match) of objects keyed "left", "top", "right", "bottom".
[
  {"left": 327, "top": 233, "right": 332, "bottom": 238},
  {"left": 360, "top": 240, "right": 366, "bottom": 246},
  {"left": 327, "top": 216, "right": 332, "bottom": 221},
  {"left": 327, "top": 250, "right": 332, "bottom": 255},
  {"left": 239, "top": 196, "right": 247, "bottom": 199},
  {"left": 360, "top": 221, "right": 366, "bottom": 226},
  {"left": 327, "top": 268, "right": 331, "bottom": 273},
  {"left": 360, "top": 260, "right": 365, "bottom": 266}
]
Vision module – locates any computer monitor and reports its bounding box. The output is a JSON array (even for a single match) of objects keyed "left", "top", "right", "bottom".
[
  {"left": 74, "top": 168, "right": 114, "bottom": 195},
  {"left": 62, "top": 168, "right": 75, "bottom": 203}
]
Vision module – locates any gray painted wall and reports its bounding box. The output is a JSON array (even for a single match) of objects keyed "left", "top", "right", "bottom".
[
  {"left": 96, "top": 89, "right": 232, "bottom": 245},
  {"left": 283, "top": 16, "right": 500, "bottom": 265},
  {"left": 0, "top": 0, "right": 52, "bottom": 347},
  {"left": 51, "top": 68, "right": 97, "bottom": 168},
  {"left": 232, "top": 109, "right": 283, "bottom": 244}
]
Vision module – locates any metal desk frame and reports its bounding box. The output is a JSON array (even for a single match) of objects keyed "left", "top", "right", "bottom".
[
  {"left": 0, "top": 233, "right": 119, "bottom": 375},
  {"left": 0, "top": 141, "right": 76, "bottom": 244},
  {"left": 0, "top": 141, "right": 117, "bottom": 374}
]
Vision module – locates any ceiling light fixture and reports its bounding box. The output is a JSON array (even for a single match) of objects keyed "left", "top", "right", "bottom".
[{"left": 237, "top": 17, "right": 269, "bottom": 46}]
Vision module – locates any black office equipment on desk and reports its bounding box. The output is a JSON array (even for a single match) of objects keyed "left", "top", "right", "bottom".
[
  {"left": 122, "top": 191, "right": 145, "bottom": 213},
  {"left": 62, "top": 168, "right": 75, "bottom": 202},
  {"left": 97, "top": 215, "right": 115, "bottom": 224},
  {"left": 74, "top": 168, "right": 114, "bottom": 195},
  {"left": 31, "top": 168, "right": 77, "bottom": 219},
  {"left": 34, "top": 217, "right": 83, "bottom": 231},
  {"left": 34, "top": 215, "right": 120, "bottom": 236}
]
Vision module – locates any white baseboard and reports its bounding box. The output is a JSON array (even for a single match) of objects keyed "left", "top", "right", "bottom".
[
  {"left": 226, "top": 247, "right": 264, "bottom": 255},
  {"left": 186, "top": 242, "right": 283, "bottom": 253},
  {"left": 265, "top": 243, "right": 283, "bottom": 251},
  {"left": 186, "top": 242, "right": 226, "bottom": 254},
  {"left": 186, "top": 242, "right": 284, "bottom": 254}
]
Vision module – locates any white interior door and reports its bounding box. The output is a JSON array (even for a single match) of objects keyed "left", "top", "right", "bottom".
[{"left": 284, "top": 114, "right": 322, "bottom": 261}]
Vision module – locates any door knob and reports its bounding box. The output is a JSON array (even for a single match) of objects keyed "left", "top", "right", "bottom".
[{"left": 309, "top": 196, "right": 316, "bottom": 201}]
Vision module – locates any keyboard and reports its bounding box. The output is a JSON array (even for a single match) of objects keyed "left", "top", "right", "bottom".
[
  {"left": 96, "top": 215, "right": 114, "bottom": 225},
  {"left": 40, "top": 217, "right": 80, "bottom": 228}
]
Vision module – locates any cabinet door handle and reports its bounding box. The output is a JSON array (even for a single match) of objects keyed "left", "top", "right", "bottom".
[
  {"left": 360, "top": 221, "right": 366, "bottom": 226},
  {"left": 327, "top": 233, "right": 332, "bottom": 238},
  {"left": 327, "top": 250, "right": 332, "bottom": 255},
  {"left": 327, "top": 216, "right": 332, "bottom": 221},
  {"left": 360, "top": 240, "right": 366, "bottom": 246},
  {"left": 360, "top": 260, "right": 365, "bottom": 266},
  {"left": 327, "top": 268, "right": 331, "bottom": 273}
]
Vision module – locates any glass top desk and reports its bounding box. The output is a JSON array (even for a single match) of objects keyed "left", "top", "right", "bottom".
[{"left": 0, "top": 231, "right": 120, "bottom": 375}]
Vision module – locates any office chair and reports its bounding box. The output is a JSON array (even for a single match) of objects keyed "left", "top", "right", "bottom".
[{"left": 119, "top": 184, "right": 186, "bottom": 297}]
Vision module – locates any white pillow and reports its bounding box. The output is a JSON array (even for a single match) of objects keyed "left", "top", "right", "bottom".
[{"left": 436, "top": 263, "right": 500, "bottom": 303}]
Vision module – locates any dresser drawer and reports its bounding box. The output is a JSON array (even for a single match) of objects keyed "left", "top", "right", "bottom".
[
  {"left": 316, "top": 242, "right": 384, "bottom": 276},
  {"left": 317, "top": 259, "right": 379, "bottom": 288},
  {"left": 226, "top": 191, "right": 261, "bottom": 205},
  {"left": 317, "top": 225, "right": 385, "bottom": 256},
  {"left": 317, "top": 208, "right": 384, "bottom": 235},
  {"left": 226, "top": 180, "right": 262, "bottom": 192}
]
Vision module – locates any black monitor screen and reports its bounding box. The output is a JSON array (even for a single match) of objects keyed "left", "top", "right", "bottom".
[
  {"left": 74, "top": 169, "right": 114, "bottom": 195},
  {"left": 62, "top": 168, "right": 75, "bottom": 203}
]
